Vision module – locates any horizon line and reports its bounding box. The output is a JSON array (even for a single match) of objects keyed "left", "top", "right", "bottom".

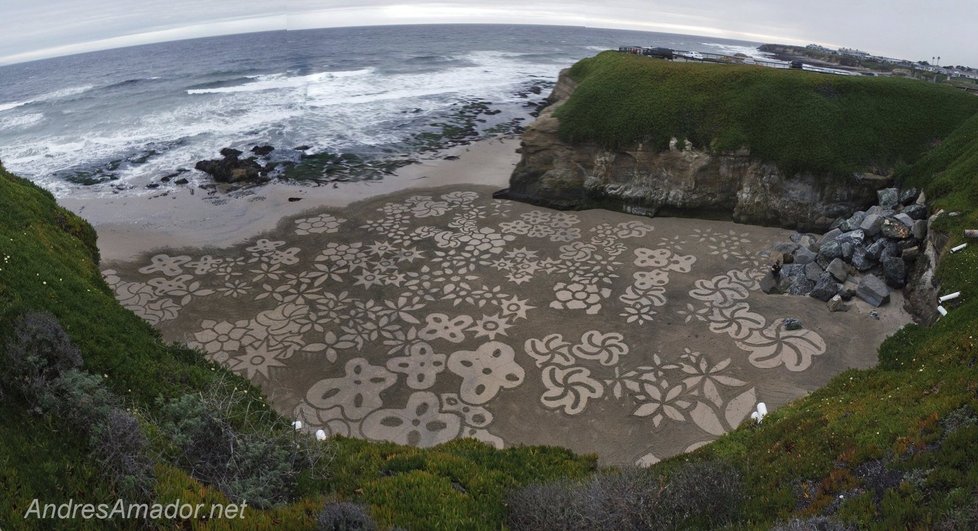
[{"left": 0, "top": 20, "right": 818, "bottom": 68}]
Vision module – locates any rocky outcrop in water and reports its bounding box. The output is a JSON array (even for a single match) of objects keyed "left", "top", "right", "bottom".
[
  {"left": 504, "top": 70, "right": 891, "bottom": 232},
  {"left": 194, "top": 148, "right": 269, "bottom": 184}
]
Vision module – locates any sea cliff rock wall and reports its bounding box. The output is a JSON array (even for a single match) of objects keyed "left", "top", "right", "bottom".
[{"left": 506, "top": 69, "right": 890, "bottom": 231}]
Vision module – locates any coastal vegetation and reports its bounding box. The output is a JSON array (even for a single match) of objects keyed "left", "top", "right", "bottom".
[
  {"left": 3, "top": 53, "right": 978, "bottom": 529},
  {"left": 555, "top": 51, "right": 978, "bottom": 177}
]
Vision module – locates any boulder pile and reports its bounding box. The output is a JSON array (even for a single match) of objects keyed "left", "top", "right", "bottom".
[{"left": 761, "top": 187, "right": 928, "bottom": 309}]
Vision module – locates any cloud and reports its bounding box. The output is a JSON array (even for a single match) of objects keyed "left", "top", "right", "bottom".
[
  {"left": 0, "top": 15, "right": 286, "bottom": 65},
  {"left": 0, "top": 1, "right": 974, "bottom": 66}
]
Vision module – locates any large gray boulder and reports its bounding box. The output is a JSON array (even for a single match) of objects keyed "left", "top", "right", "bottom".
[
  {"left": 912, "top": 220, "right": 927, "bottom": 241},
  {"left": 877, "top": 188, "right": 900, "bottom": 208},
  {"left": 793, "top": 246, "right": 817, "bottom": 265},
  {"left": 841, "top": 242, "right": 855, "bottom": 261},
  {"left": 857, "top": 274, "right": 891, "bottom": 307},
  {"left": 836, "top": 229, "right": 866, "bottom": 246},
  {"left": 859, "top": 214, "right": 883, "bottom": 236},
  {"left": 826, "top": 258, "right": 848, "bottom": 282},
  {"left": 760, "top": 271, "right": 780, "bottom": 294},
  {"left": 786, "top": 276, "right": 816, "bottom": 296},
  {"left": 902, "top": 203, "right": 927, "bottom": 220},
  {"left": 882, "top": 256, "right": 907, "bottom": 288},
  {"left": 816, "top": 228, "right": 843, "bottom": 249},
  {"left": 818, "top": 240, "right": 844, "bottom": 261},
  {"left": 809, "top": 274, "right": 841, "bottom": 302},
  {"left": 894, "top": 213, "right": 915, "bottom": 228},
  {"left": 805, "top": 262, "right": 825, "bottom": 281},
  {"left": 866, "top": 239, "right": 887, "bottom": 260},
  {"left": 851, "top": 246, "right": 876, "bottom": 272},
  {"left": 839, "top": 211, "right": 867, "bottom": 232},
  {"left": 898, "top": 187, "right": 920, "bottom": 206},
  {"left": 881, "top": 218, "right": 911, "bottom": 239}
]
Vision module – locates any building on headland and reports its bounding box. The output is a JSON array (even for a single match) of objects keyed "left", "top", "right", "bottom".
[
  {"left": 614, "top": 45, "right": 976, "bottom": 84},
  {"left": 806, "top": 44, "right": 837, "bottom": 55},
  {"left": 618, "top": 46, "right": 644, "bottom": 55},
  {"left": 839, "top": 47, "right": 871, "bottom": 58}
]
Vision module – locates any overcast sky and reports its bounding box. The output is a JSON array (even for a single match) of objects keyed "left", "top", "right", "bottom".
[{"left": 1, "top": 1, "right": 974, "bottom": 66}]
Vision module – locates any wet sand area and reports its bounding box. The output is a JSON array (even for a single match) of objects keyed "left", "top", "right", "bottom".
[{"left": 102, "top": 185, "right": 910, "bottom": 465}]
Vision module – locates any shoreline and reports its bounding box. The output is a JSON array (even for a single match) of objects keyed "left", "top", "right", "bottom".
[{"left": 63, "top": 135, "right": 521, "bottom": 263}]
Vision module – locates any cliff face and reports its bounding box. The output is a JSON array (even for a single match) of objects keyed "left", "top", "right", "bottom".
[{"left": 507, "top": 69, "right": 890, "bottom": 231}]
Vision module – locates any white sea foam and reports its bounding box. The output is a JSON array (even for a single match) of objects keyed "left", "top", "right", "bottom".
[
  {"left": 0, "top": 101, "right": 28, "bottom": 112},
  {"left": 1, "top": 51, "right": 561, "bottom": 199},
  {"left": 0, "top": 85, "right": 95, "bottom": 113},
  {"left": 186, "top": 69, "right": 374, "bottom": 95},
  {"left": 0, "top": 112, "right": 44, "bottom": 131}
]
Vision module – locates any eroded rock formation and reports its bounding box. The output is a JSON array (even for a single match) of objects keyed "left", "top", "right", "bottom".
[{"left": 505, "top": 70, "right": 891, "bottom": 232}]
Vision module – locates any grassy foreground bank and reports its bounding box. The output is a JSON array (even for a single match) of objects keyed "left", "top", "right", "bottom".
[
  {"left": 2, "top": 56, "right": 978, "bottom": 529},
  {"left": 556, "top": 51, "right": 978, "bottom": 177}
]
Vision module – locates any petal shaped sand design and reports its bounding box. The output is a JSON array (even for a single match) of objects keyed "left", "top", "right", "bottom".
[{"left": 104, "top": 185, "right": 909, "bottom": 465}]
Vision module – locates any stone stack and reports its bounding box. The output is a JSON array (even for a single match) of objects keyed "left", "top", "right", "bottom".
[{"left": 761, "top": 187, "right": 927, "bottom": 308}]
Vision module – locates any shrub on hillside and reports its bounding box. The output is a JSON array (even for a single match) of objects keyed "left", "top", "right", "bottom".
[
  {"left": 772, "top": 517, "right": 855, "bottom": 530},
  {"left": 936, "top": 491, "right": 978, "bottom": 531},
  {"left": 156, "top": 379, "right": 332, "bottom": 508},
  {"left": 2, "top": 312, "right": 156, "bottom": 499},
  {"left": 507, "top": 460, "right": 744, "bottom": 530},
  {"left": 37, "top": 369, "right": 118, "bottom": 431},
  {"left": 91, "top": 408, "right": 155, "bottom": 500},
  {"left": 661, "top": 459, "right": 744, "bottom": 527},
  {"left": 1, "top": 311, "right": 83, "bottom": 408},
  {"left": 317, "top": 501, "right": 378, "bottom": 531},
  {"left": 504, "top": 477, "right": 587, "bottom": 530}
]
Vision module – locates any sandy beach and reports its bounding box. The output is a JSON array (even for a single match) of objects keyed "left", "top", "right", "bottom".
[
  {"left": 63, "top": 136, "right": 521, "bottom": 262},
  {"left": 89, "top": 140, "right": 912, "bottom": 465}
]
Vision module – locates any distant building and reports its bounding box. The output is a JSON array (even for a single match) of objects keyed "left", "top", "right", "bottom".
[
  {"left": 806, "top": 44, "right": 836, "bottom": 54},
  {"left": 840, "top": 48, "right": 871, "bottom": 58}
]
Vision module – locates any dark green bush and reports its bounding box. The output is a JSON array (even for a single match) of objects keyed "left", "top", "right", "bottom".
[
  {"left": 505, "top": 477, "right": 588, "bottom": 530},
  {"left": 772, "top": 517, "right": 855, "bottom": 530},
  {"left": 507, "top": 460, "right": 743, "bottom": 530},
  {"left": 37, "top": 369, "right": 118, "bottom": 432},
  {"left": 936, "top": 491, "right": 978, "bottom": 531},
  {"left": 2, "top": 311, "right": 83, "bottom": 408},
  {"left": 317, "top": 502, "right": 378, "bottom": 531},
  {"left": 91, "top": 408, "right": 155, "bottom": 500},
  {"left": 660, "top": 460, "right": 744, "bottom": 527},
  {"left": 156, "top": 379, "right": 332, "bottom": 508}
]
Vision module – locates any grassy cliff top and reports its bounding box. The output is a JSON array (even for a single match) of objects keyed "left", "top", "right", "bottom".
[{"left": 555, "top": 51, "right": 978, "bottom": 176}]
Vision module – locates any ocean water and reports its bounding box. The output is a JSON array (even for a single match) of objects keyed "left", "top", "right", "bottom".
[{"left": 0, "top": 24, "right": 763, "bottom": 198}]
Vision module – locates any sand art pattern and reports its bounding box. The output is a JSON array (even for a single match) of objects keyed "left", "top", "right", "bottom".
[{"left": 103, "top": 186, "right": 868, "bottom": 465}]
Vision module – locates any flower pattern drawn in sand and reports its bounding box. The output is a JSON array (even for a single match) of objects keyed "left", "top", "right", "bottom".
[{"left": 105, "top": 188, "right": 833, "bottom": 463}]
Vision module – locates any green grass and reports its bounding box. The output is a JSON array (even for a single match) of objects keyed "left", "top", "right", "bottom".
[{"left": 556, "top": 52, "right": 978, "bottom": 177}]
